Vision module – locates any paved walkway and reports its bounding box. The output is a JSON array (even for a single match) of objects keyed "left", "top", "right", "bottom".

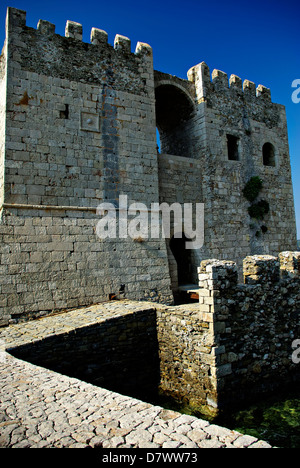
[{"left": 0, "top": 301, "right": 272, "bottom": 448}]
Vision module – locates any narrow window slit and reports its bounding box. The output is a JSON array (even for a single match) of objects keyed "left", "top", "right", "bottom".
[
  {"left": 227, "top": 134, "right": 240, "bottom": 161},
  {"left": 60, "top": 104, "right": 69, "bottom": 119}
]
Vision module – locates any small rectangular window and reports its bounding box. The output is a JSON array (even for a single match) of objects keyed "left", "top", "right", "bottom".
[
  {"left": 263, "top": 143, "right": 276, "bottom": 167},
  {"left": 227, "top": 134, "right": 239, "bottom": 161},
  {"left": 60, "top": 104, "right": 69, "bottom": 119}
]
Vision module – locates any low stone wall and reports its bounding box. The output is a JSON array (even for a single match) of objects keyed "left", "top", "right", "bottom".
[
  {"left": 197, "top": 251, "right": 300, "bottom": 410},
  {"left": 8, "top": 302, "right": 159, "bottom": 403},
  {"left": 145, "top": 252, "right": 300, "bottom": 417},
  {"left": 157, "top": 304, "right": 217, "bottom": 417}
]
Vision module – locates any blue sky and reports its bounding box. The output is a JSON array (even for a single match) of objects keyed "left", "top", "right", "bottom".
[{"left": 1, "top": 0, "right": 300, "bottom": 236}]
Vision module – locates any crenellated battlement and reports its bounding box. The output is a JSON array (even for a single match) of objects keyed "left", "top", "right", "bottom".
[
  {"left": 2, "top": 6, "right": 155, "bottom": 105},
  {"left": 188, "top": 61, "right": 272, "bottom": 102},
  {"left": 196, "top": 252, "right": 300, "bottom": 411},
  {"left": 5, "top": 7, "right": 152, "bottom": 64},
  {"left": 198, "top": 252, "right": 299, "bottom": 290},
  {"left": 3, "top": 7, "right": 276, "bottom": 103}
]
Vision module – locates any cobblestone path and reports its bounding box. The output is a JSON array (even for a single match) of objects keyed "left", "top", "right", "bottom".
[{"left": 0, "top": 301, "right": 272, "bottom": 448}]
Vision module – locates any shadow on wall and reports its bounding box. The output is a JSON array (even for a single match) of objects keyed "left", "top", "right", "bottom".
[{"left": 10, "top": 309, "right": 160, "bottom": 403}]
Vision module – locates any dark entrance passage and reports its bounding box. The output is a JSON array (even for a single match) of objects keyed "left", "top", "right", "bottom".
[
  {"left": 169, "top": 234, "right": 199, "bottom": 304},
  {"left": 170, "top": 234, "right": 193, "bottom": 286}
]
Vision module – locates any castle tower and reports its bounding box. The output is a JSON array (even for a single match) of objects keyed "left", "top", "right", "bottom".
[
  {"left": 0, "top": 7, "right": 173, "bottom": 324},
  {"left": 156, "top": 61, "right": 297, "bottom": 286}
]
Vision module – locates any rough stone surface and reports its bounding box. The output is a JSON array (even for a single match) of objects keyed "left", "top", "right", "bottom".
[
  {"left": 196, "top": 254, "right": 300, "bottom": 410},
  {"left": 0, "top": 301, "right": 273, "bottom": 449}
]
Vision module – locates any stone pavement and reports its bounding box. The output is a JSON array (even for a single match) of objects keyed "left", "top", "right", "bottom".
[{"left": 0, "top": 301, "right": 273, "bottom": 448}]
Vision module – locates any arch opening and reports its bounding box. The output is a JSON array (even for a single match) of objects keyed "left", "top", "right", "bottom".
[{"left": 155, "top": 84, "right": 195, "bottom": 158}]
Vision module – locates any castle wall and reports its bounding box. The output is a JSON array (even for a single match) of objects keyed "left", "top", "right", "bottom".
[
  {"left": 0, "top": 207, "right": 173, "bottom": 325},
  {"left": 155, "top": 252, "right": 300, "bottom": 416},
  {"left": 3, "top": 9, "right": 157, "bottom": 208},
  {"left": 0, "top": 8, "right": 173, "bottom": 324},
  {"left": 156, "top": 63, "right": 296, "bottom": 289},
  {"left": 0, "top": 37, "right": 6, "bottom": 209},
  {"left": 0, "top": 7, "right": 297, "bottom": 323},
  {"left": 157, "top": 302, "right": 217, "bottom": 417}
]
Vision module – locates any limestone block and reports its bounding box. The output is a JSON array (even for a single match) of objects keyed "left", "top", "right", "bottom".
[
  {"left": 90, "top": 27, "right": 108, "bottom": 45},
  {"left": 65, "top": 20, "right": 82, "bottom": 41},
  {"left": 279, "top": 251, "right": 300, "bottom": 277}
]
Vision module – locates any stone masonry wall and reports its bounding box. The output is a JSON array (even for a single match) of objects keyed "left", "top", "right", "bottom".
[
  {"left": 157, "top": 154, "right": 203, "bottom": 289},
  {"left": 0, "top": 8, "right": 173, "bottom": 324},
  {"left": 156, "top": 252, "right": 300, "bottom": 417},
  {"left": 0, "top": 7, "right": 297, "bottom": 327},
  {"left": 155, "top": 62, "right": 296, "bottom": 286},
  {"left": 157, "top": 303, "right": 217, "bottom": 418},
  {"left": 197, "top": 251, "right": 300, "bottom": 410},
  {"left": 0, "top": 207, "right": 172, "bottom": 325},
  {"left": 9, "top": 305, "right": 159, "bottom": 403},
  {"left": 187, "top": 63, "right": 297, "bottom": 272}
]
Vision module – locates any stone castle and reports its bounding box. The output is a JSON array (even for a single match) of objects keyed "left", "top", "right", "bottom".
[
  {"left": 0, "top": 7, "right": 297, "bottom": 324},
  {"left": 0, "top": 6, "right": 299, "bottom": 419}
]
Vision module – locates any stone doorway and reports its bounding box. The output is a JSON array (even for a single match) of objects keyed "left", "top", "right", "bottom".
[
  {"left": 169, "top": 234, "right": 199, "bottom": 303},
  {"left": 170, "top": 234, "right": 193, "bottom": 286}
]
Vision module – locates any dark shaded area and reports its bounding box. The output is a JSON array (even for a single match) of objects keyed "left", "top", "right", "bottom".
[
  {"left": 227, "top": 134, "right": 239, "bottom": 161},
  {"left": 263, "top": 142, "right": 276, "bottom": 167},
  {"left": 155, "top": 84, "right": 194, "bottom": 157},
  {"left": 10, "top": 309, "right": 160, "bottom": 403},
  {"left": 155, "top": 85, "right": 194, "bottom": 133},
  {"left": 170, "top": 235, "right": 194, "bottom": 286}
]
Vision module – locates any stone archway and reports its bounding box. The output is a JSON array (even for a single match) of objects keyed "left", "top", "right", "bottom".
[{"left": 155, "top": 82, "right": 195, "bottom": 158}]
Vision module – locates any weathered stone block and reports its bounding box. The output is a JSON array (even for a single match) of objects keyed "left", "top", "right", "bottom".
[
  {"left": 279, "top": 251, "right": 300, "bottom": 277},
  {"left": 243, "top": 255, "right": 280, "bottom": 284},
  {"left": 65, "top": 20, "right": 82, "bottom": 41}
]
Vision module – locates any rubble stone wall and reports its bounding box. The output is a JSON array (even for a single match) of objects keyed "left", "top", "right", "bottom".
[{"left": 197, "top": 251, "right": 300, "bottom": 410}]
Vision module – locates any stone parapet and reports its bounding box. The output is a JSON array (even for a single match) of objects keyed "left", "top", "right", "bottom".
[
  {"left": 197, "top": 253, "right": 300, "bottom": 410},
  {"left": 188, "top": 61, "right": 272, "bottom": 103},
  {"left": 279, "top": 251, "right": 300, "bottom": 277},
  {"left": 243, "top": 255, "right": 280, "bottom": 284},
  {"left": 5, "top": 7, "right": 152, "bottom": 65}
]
